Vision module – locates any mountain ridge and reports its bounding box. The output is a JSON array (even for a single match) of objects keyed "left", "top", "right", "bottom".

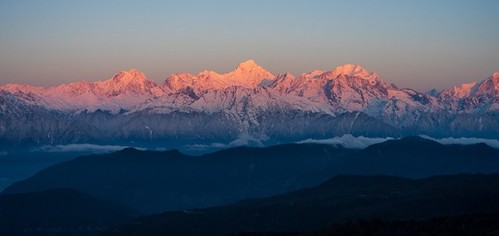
[
  {"left": 2, "top": 61, "right": 496, "bottom": 115},
  {"left": 0, "top": 60, "right": 498, "bottom": 149}
]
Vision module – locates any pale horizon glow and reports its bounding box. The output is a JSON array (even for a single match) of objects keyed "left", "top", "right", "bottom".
[{"left": 1, "top": 1, "right": 498, "bottom": 91}]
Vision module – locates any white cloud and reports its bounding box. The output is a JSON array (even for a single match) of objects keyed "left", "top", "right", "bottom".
[
  {"left": 420, "top": 135, "right": 499, "bottom": 149},
  {"left": 187, "top": 134, "right": 393, "bottom": 152},
  {"left": 297, "top": 134, "right": 499, "bottom": 150},
  {"left": 184, "top": 133, "right": 268, "bottom": 152},
  {"left": 36, "top": 135, "right": 499, "bottom": 155},
  {"left": 38, "top": 144, "right": 140, "bottom": 153},
  {"left": 297, "top": 134, "right": 393, "bottom": 149}
]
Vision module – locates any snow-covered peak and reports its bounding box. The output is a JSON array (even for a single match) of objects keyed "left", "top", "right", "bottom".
[
  {"left": 235, "top": 59, "right": 259, "bottom": 71},
  {"left": 473, "top": 73, "right": 499, "bottom": 96},
  {"left": 492, "top": 72, "right": 499, "bottom": 91},
  {"left": 331, "top": 64, "right": 370, "bottom": 77},
  {"left": 164, "top": 72, "right": 194, "bottom": 82},
  {"left": 162, "top": 60, "right": 276, "bottom": 91},
  {"left": 320, "top": 64, "right": 379, "bottom": 83},
  {"left": 491, "top": 72, "right": 499, "bottom": 90},
  {"left": 301, "top": 70, "right": 324, "bottom": 78},
  {"left": 436, "top": 72, "right": 498, "bottom": 113},
  {"left": 449, "top": 81, "right": 477, "bottom": 98},
  {"left": 48, "top": 80, "right": 93, "bottom": 96},
  {"left": 93, "top": 69, "right": 162, "bottom": 97},
  {"left": 232, "top": 59, "right": 273, "bottom": 76},
  {"left": 0, "top": 83, "right": 45, "bottom": 94},
  {"left": 163, "top": 73, "right": 196, "bottom": 91},
  {"left": 223, "top": 60, "right": 275, "bottom": 88},
  {"left": 199, "top": 70, "right": 222, "bottom": 78},
  {"left": 110, "top": 69, "right": 147, "bottom": 84}
]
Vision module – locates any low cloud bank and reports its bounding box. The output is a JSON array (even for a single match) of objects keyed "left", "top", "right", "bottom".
[
  {"left": 36, "top": 135, "right": 499, "bottom": 154},
  {"left": 297, "top": 134, "right": 499, "bottom": 149},
  {"left": 297, "top": 134, "right": 393, "bottom": 149},
  {"left": 420, "top": 136, "right": 499, "bottom": 149},
  {"left": 185, "top": 133, "right": 268, "bottom": 152},
  {"left": 38, "top": 144, "right": 139, "bottom": 153}
]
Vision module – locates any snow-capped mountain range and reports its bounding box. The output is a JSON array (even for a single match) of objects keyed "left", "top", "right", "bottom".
[{"left": 1, "top": 60, "right": 498, "bottom": 149}]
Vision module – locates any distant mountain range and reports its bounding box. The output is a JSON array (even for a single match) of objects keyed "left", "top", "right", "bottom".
[{"left": 1, "top": 61, "right": 498, "bottom": 149}]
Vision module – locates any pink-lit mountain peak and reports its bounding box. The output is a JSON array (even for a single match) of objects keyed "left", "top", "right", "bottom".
[
  {"left": 329, "top": 64, "right": 377, "bottom": 80},
  {"left": 91, "top": 69, "right": 163, "bottom": 98},
  {"left": 493, "top": 72, "right": 499, "bottom": 88},
  {"left": 449, "top": 81, "right": 478, "bottom": 98},
  {"left": 234, "top": 59, "right": 260, "bottom": 71},
  {"left": 225, "top": 60, "right": 274, "bottom": 88},
  {"left": 491, "top": 72, "right": 499, "bottom": 88},
  {"left": 232, "top": 59, "right": 273, "bottom": 77},
  {"left": 448, "top": 72, "right": 499, "bottom": 98},
  {"left": 165, "top": 60, "right": 276, "bottom": 90},
  {"left": 476, "top": 72, "right": 499, "bottom": 95},
  {"left": 110, "top": 69, "right": 149, "bottom": 84},
  {"left": 304, "top": 70, "right": 325, "bottom": 78}
]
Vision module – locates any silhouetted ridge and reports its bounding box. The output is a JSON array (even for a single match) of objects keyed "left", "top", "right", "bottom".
[
  {"left": 0, "top": 188, "right": 139, "bottom": 235},
  {"left": 2, "top": 143, "right": 355, "bottom": 214},
  {"left": 363, "top": 136, "right": 442, "bottom": 152},
  {"left": 105, "top": 174, "right": 499, "bottom": 236},
  {"left": 117, "top": 147, "right": 141, "bottom": 153},
  {"left": 319, "top": 174, "right": 411, "bottom": 189}
]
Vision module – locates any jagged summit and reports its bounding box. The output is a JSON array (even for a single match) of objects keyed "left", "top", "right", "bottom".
[
  {"left": 235, "top": 59, "right": 259, "bottom": 71},
  {"left": 328, "top": 64, "right": 378, "bottom": 82},
  {"left": 91, "top": 69, "right": 163, "bottom": 99},
  {"left": 306, "top": 70, "right": 325, "bottom": 77},
  {"left": 0, "top": 62, "right": 497, "bottom": 118},
  {"left": 110, "top": 69, "right": 148, "bottom": 84},
  {"left": 332, "top": 64, "right": 368, "bottom": 76},
  {"left": 232, "top": 59, "right": 273, "bottom": 77},
  {"left": 475, "top": 73, "right": 499, "bottom": 95},
  {"left": 491, "top": 72, "right": 499, "bottom": 90},
  {"left": 199, "top": 70, "right": 222, "bottom": 78},
  {"left": 449, "top": 81, "right": 478, "bottom": 98},
  {"left": 0, "top": 62, "right": 498, "bottom": 148},
  {"left": 162, "top": 60, "right": 274, "bottom": 91},
  {"left": 228, "top": 60, "right": 274, "bottom": 88}
]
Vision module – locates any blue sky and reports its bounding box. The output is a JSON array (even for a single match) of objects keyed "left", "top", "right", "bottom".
[{"left": 1, "top": 0, "right": 498, "bottom": 90}]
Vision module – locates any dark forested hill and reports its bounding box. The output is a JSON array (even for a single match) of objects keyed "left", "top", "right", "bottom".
[
  {"left": 2, "top": 144, "right": 354, "bottom": 214},
  {"left": 0, "top": 188, "right": 138, "bottom": 236},
  {"left": 106, "top": 174, "right": 499, "bottom": 236},
  {"left": 3, "top": 137, "right": 499, "bottom": 214}
]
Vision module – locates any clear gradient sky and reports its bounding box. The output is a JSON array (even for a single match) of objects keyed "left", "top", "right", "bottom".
[{"left": 1, "top": 0, "right": 498, "bottom": 91}]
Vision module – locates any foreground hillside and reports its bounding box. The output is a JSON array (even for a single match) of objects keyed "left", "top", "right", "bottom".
[
  {"left": 106, "top": 174, "right": 499, "bottom": 236},
  {"left": 0, "top": 188, "right": 138, "bottom": 236}
]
